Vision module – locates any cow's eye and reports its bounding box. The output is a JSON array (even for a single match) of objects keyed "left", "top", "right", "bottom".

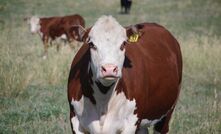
[
  {"left": 89, "top": 42, "right": 97, "bottom": 50},
  {"left": 120, "top": 42, "right": 126, "bottom": 51}
]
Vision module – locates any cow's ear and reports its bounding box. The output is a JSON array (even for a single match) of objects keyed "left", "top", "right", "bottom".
[
  {"left": 70, "top": 25, "right": 89, "bottom": 42},
  {"left": 126, "top": 24, "right": 144, "bottom": 43}
]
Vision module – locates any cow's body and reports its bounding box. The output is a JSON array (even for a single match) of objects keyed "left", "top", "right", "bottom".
[
  {"left": 68, "top": 16, "right": 182, "bottom": 134},
  {"left": 27, "top": 14, "right": 85, "bottom": 58},
  {"left": 121, "top": 0, "right": 132, "bottom": 14}
]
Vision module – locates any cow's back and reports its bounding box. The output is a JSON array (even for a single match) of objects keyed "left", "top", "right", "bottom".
[
  {"left": 121, "top": 23, "right": 182, "bottom": 120},
  {"left": 61, "top": 14, "right": 85, "bottom": 27},
  {"left": 39, "top": 17, "right": 61, "bottom": 32}
]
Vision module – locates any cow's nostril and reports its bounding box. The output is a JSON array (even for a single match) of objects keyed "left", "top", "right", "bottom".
[
  {"left": 101, "top": 66, "right": 107, "bottom": 72},
  {"left": 113, "top": 66, "right": 118, "bottom": 73}
]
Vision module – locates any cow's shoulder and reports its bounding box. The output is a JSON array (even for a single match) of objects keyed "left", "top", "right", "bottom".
[{"left": 68, "top": 44, "right": 94, "bottom": 102}]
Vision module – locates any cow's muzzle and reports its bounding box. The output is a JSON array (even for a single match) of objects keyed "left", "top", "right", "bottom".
[{"left": 101, "top": 64, "right": 118, "bottom": 80}]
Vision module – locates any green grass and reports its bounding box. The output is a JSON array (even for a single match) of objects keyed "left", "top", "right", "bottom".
[{"left": 0, "top": 0, "right": 221, "bottom": 133}]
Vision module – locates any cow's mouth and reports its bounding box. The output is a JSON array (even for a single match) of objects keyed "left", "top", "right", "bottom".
[
  {"left": 103, "top": 75, "right": 118, "bottom": 80},
  {"left": 98, "top": 76, "right": 119, "bottom": 87}
]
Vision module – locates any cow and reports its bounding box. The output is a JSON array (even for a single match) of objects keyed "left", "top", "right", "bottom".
[
  {"left": 67, "top": 15, "right": 182, "bottom": 134},
  {"left": 120, "top": 0, "right": 132, "bottom": 14},
  {"left": 26, "top": 14, "right": 85, "bottom": 59}
]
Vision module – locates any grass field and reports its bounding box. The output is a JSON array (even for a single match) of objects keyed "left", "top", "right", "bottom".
[{"left": 0, "top": 0, "right": 221, "bottom": 133}]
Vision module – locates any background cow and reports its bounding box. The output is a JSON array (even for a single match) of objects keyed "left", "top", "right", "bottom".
[
  {"left": 68, "top": 16, "right": 182, "bottom": 134},
  {"left": 26, "top": 14, "right": 85, "bottom": 59},
  {"left": 121, "top": 0, "right": 132, "bottom": 14}
]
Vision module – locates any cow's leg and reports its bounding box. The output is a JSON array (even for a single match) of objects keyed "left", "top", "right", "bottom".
[
  {"left": 120, "top": 0, "right": 124, "bottom": 13},
  {"left": 70, "top": 109, "right": 84, "bottom": 134},
  {"left": 127, "top": 1, "right": 132, "bottom": 14},
  {"left": 65, "top": 32, "right": 75, "bottom": 49},
  {"left": 56, "top": 43, "right": 60, "bottom": 52},
  {"left": 121, "top": 0, "right": 127, "bottom": 14},
  {"left": 70, "top": 41, "right": 76, "bottom": 49},
  {"left": 68, "top": 41, "right": 74, "bottom": 49},
  {"left": 42, "top": 36, "right": 49, "bottom": 59},
  {"left": 49, "top": 38, "right": 53, "bottom": 46},
  {"left": 153, "top": 109, "right": 174, "bottom": 134},
  {"left": 125, "top": 5, "right": 128, "bottom": 14},
  {"left": 125, "top": 1, "right": 132, "bottom": 14}
]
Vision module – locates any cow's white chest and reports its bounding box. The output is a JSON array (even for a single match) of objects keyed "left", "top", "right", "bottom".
[{"left": 71, "top": 91, "right": 138, "bottom": 134}]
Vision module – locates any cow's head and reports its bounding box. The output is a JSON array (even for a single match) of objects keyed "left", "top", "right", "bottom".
[
  {"left": 26, "top": 16, "right": 40, "bottom": 34},
  {"left": 72, "top": 16, "right": 143, "bottom": 86}
]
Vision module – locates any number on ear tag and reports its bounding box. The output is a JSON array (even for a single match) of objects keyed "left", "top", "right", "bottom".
[{"left": 129, "top": 34, "right": 139, "bottom": 43}]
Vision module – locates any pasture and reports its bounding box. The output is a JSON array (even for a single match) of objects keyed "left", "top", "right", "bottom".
[{"left": 0, "top": 0, "right": 221, "bottom": 133}]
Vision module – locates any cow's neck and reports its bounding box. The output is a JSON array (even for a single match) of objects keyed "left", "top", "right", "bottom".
[{"left": 91, "top": 72, "right": 119, "bottom": 116}]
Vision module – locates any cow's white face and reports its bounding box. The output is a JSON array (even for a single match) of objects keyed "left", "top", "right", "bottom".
[
  {"left": 88, "top": 16, "right": 127, "bottom": 85},
  {"left": 29, "top": 16, "right": 40, "bottom": 34}
]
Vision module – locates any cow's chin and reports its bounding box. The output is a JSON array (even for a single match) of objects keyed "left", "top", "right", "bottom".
[{"left": 98, "top": 76, "right": 119, "bottom": 87}]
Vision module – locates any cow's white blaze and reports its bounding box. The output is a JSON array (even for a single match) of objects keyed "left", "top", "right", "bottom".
[
  {"left": 29, "top": 16, "right": 40, "bottom": 34},
  {"left": 88, "top": 16, "right": 127, "bottom": 84}
]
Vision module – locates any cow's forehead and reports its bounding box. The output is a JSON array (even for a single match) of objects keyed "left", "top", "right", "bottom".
[
  {"left": 89, "top": 16, "right": 127, "bottom": 45},
  {"left": 30, "top": 16, "right": 39, "bottom": 24}
]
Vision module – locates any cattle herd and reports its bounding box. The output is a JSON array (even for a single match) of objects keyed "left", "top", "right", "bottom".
[
  {"left": 26, "top": 1, "right": 182, "bottom": 134},
  {"left": 25, "top": 0, "right": 133, "bottom": 59}
]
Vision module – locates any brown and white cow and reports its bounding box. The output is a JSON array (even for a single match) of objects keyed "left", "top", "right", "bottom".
[
  {"left": 67, "top": 16, "right": 182, "bottom": 134},
  {"left": 26, "top": 14, "right": 85, "bottom": 59}
]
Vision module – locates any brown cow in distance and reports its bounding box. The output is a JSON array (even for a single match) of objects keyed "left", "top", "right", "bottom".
[
  {"left": 68, "top": 16, "right": 182, "bottom": 133},
  {"left": 26, "top": 14, "right": 85, "bottom": 59}
]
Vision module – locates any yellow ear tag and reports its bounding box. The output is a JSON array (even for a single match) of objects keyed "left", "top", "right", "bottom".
[{"left": 128, "top": 34, "right": 139, "bottom": 43}]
